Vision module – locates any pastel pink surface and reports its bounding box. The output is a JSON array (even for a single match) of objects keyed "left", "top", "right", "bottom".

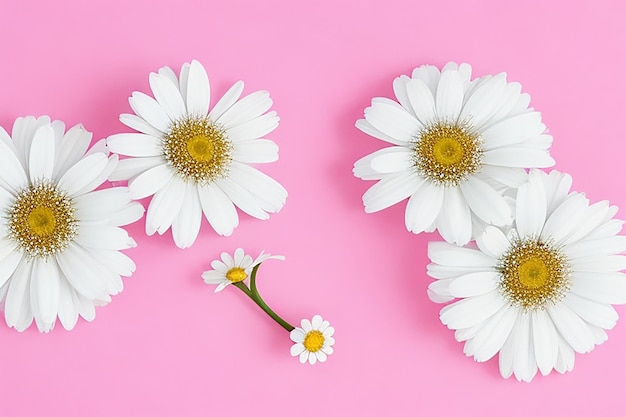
[{"left": 1, "top": 0, "right": 625, "bottom": 416}]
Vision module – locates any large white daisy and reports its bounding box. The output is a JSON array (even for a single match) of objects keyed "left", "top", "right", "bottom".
[
  {"left": 107, "top": 60, "right": 287, "bottom": 249},
  {"left": 354, "top": 62, "right": 555, "bottom": 245},
  {"left": 427, "top": 169, "right": 626, "bottom": 381},
  {"left": 0, "top": 116, "right": 144, "bottom": 332}
]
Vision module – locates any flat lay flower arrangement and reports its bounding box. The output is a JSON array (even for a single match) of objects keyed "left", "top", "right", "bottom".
[{"left": 1, "top": 58, "right": 624, "bottom": 380}]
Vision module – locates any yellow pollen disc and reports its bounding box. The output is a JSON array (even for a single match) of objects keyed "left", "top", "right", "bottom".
[
  {"left": 187, "top": 135, "right": 215, "bottom": 163},
  {"left": 163, "top": 116, "right": 232, "bottom": 184},
  {"left": 8, "top": 181, "right": 77, "bottom": 258},
  {"left": 497, "top": 238, "right": 570, "bottom": 310},
  {"left": 518, "top": 257, "right": 549, "bottom": 289},
  {"left": 413, "top": 122, "right": 482, "bottom": 185},
  {"left": 303, "top": 330, "right": 325, "bottom": 353},
  {"left": 225, "top": 267, "right": 247, "bottom": 283},
  {"left": 28, "top": 206, "right": 56, "bottom": 236}
]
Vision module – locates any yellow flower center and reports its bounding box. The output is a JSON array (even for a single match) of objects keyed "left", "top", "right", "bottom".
[
  {"left": 303, "top": 330, "right": 325, "bottom": 353},
  {"left": 497, "top": 238, "right": 570, "bottom": 310},
  {"left": 163, "top": 116, "right": 233, "bottom": 184},
  {"left": 414, "top": 122, "right": 482, "bottom": 185},
  {"left": 8, "top": 182, "right": 77, "bottom": 258},
  {"left": 225, "top": 267, "right": 247, "bottom": 283}
]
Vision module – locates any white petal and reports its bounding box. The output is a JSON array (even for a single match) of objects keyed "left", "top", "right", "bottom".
[
  {"left": 353, "top": 147, "right": 405, "bottom": 180},
  {"left": 363, "top": 98, "right": 421, "bottom": 144},
  {"left": 129, "top": 91, "right": 172, "bottom": 132},
  {"left": 393, "top": 75, "right": 415, "bottom": 116},
  {"left": 532, "top": 309, "right": 559, "bottom": 376},
  {"left": 57, "top": 153, "right": 109, "bottom": 197},
  {"left": 119, "top": 114, "right": 164, "bottom": 138},
  {"left": 440, "top": 290, "right": 506, "bottom": 330},
  {"left": 406, "top": 78, "right": 437, "bottom": 125},
  {"left": 541, "top": 193, "right": 589, "bottom": 245},
  {"left": 569, "top": 272, "right": 626, "bottom": 304},
  {"left": 362, "top": 171, "right": 421, "bottom": 213},
  {"left": 476, "top": 226, "right": 510, "bottom": 259},
  {"left": 203, "top": 81, "right": 243, "bottom": 124},
  {"left": 564, "top": 236, "right": 626, "bottom": 259},
  {"left": 0, "top": 135, "right": 28, "bottom": 192},
  {"left": 217, "top": 90, "right": 272, "bottom": 129},
  {"left": 198, "top": 183, "right": 239, "bottom": 236},
  {"left": 481, "top": 112, "right": 545, "bottom": 150},
  {"left": 435, "top": 70, "right": 463, "bottom": 121},
  {"left": 482, "top": 147, "right": 555, "bottom": 168},
  {"left": 471, "top": 306, "right": 517, "bottom": 363},
  {"left": 515, "top": 170, "right": 547, "bottom": 237},
  {"left": 31, "top": 258, "right": 60, "bottom": 324},
  {"left": 56, "top": 243, "right": 107, "bottom": 300},
  {"left": 128, "top": 163, "right": 175, "bottom": 199},
  {"left": 171, "top": 183, "right": 202, "bottom": 249},
  {"left": 404, "top": 180, "right": 442, "bottom": 234},
  {"left": 355, "top": 119, "right": 403, "bottom": 147},
  {"left": 479, "top": 165, "right": 528, "bottom": 188},
  {"left": 512, "top": 313, "right": 537, "bottom": 382},
  {"left": 449, "top": 271, "right": 499, "bottom": 298},
  {"left": 459, "top": 73, "right": 508, "bottom": 128},
  {"left": 226, "top": 112, "right": 279, "bottom": 142},
  {"left": 106, "top": 133, "right": 163, "bottom": 157},
  {"left": 145, "top": 176, "right": 186, "bottom": 235},
  {"left": 186, "top": 60, "right": 210, "bottom": 116},
  {"left": 232, "top": 139, "right": 279, "bottom": 163},
  {"left": 149, "top": 72, "right": 186, "bottom": 121},
  {"left": 460, "top": 176, "right": 511, "bottom": 226},
  {"left": 29, "top": 124, "right": 56, "bottom": 181},
  {"left": 57, "top": 274, "right": 78, "bottom": 330},
  {"left": 436, "top": 187, "right": 472, "bottom": 245},
  {"left": 109, "top": 156, "right": 165, "bottom": 182},
  {"left": 226, "top": 162, "right": 287, "bottom": 213},
  {"left": 563, "top": 293, "right": 618, "bottom": 329},
  {"left": 291, "top": 343, "right": 305, "bottom": 356},
  {"left": 178, "top": 62, "right": 190, "bottom": 104},
  {"left": 547, "top": 304, "right": 595, "bottom": 354},
  {"left": 5, "top": 259, "right": 32, "bottom": 331},
  {"left": 75, "top": 224, "right": 135, "bottom": 250},
  {"left": 428, "top": 241, "right": 495, "bottom": 266},
  {"left": 370, "top": 147, "right": 413, "bottom": 174}
]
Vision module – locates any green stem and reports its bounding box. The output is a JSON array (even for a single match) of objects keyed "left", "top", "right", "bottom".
[{"left": 233, "top": 264, "right": 295, "bottom": 332}]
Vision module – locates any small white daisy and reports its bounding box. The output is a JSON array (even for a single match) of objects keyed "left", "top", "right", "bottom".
[
  {"left": 427, "top": 169, "right": 626, "bottom": 382},
  {"left": 202, "top": 248, "right": 284, "bottom": 292},
  {"left": 107, "top": 60, "right": 287, "bottom": 249},
  {"left": 290, "top": 315, "right": 335, "bottom": 364},
  {"left": 0, "top": 116, "right": 144, "bottom": 332},
  {"left": 354, "top": 62, "right": 555, "bottom": 245}
]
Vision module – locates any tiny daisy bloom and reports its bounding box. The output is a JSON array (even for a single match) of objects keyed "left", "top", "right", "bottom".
[
  {"left": 107, "top": 60, "right": 287, "bottom": 249},
  {"left": 427, "top": 169, "right": 626, "bottom": 382},
  {"left": 354, "top": 62, "right": 555, "bottom": 245},
  {"left": 290, "top": 315, "right": 335, "bottom": 364},
  {"left": 202, "top": 248, "right": 284, "bottom": 292},
  {"left": 0, "top": 116, "right": 144, "bottom": 332}
]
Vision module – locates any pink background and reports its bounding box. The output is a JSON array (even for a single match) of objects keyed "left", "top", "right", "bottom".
[{"left": 1, "top": 0, "right": 625, "bottom": 415}]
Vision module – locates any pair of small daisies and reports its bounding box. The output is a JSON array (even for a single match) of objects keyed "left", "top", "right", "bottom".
[{"left": 354, "top": 62, "right": 626, "bottom": 381}]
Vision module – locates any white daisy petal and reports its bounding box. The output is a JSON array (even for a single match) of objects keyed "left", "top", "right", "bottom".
[
  {"left": 475, "top": 226, "right": 510, "bottom": 259},
  {"left": 405, "top": 78, "right": 437, "bottom": 125},
  {"left": 31, "top": 258, "right": 60, "bottom": 325},
  {"left": 5, "top": 260, "right": 33, "bottom": 331},
  {"left": 440, "top": 290, "right": 505, "bottom": 330},
  {"left": 198, "top": 183, "right": 239, "bottom": 236},
  {"left": 149, "top": 72, "right": 187, "bottom": 121},
  {"left": 178, "top": 62, "right": 190, "bottom": 104},
  {"left": 393, "top": 75, "right": 415, "bottom": 116},
  {"left": 232, "top": 139, "right": 278, "bottom": 163},
  {"left": 448, "top": 271, "right": 499, "bottom": 298},
  {"left": 291, "top": 344, "right": 305, "bottom": 356},
  {"left": 217, "top": 90, "right": 273, "bottom": 128},
  {"left": 0, "top": 134, "right": 28, "bottom": 192},
  {"left": 547, "top": 304, "right": 595, "bottom": 354},
  {"left": 186, "top": 59, "right": 210, "bottom": 116},
  {"left": 460, "top": 176, "right": 511, "bottom": 226},
  {"left": 515, "top": 170, "right": 547, "bottom": 237},
  {"left": 145, "top": 176, "right": 186, "bottom": 235},
  {"left": 436, "top": 187, "right": 472, "bottom": 245},
  {"left": 29, "top": 125, "right": 56, "bottom": 181},
  {"left": 119, "top": 113, "right": 163, "bottom": 137},
  {"left": 128, "top": 164, "right": 175, "bottom": 200},
  {"left": 483, "top": 147, "right": 555, "bottom": 168},
  {"left": 532, "top": 309, "right": 559, "bottom": 376},
  {"left": 355, "top": 119, "right": 403, "bottom": 146},
  {"left": 208, "top": 80, "right": 245, "bottom": 121},
  {"left": 129, "top": 91, "right": 172, "bottom": 132},
  {"left": 362, "top": 171, "right": 421, "bottom": 213},
  {"left": 227, "top": 112, "right": 279, "bottom": 142},
  {"left": 109, "top": 156, "right": 165, "bottom": 182},
  {"left": 107, "top": 133, "right": 163, "bottom": 157},
  {"left": 435, "top": 70, "right": 464, "bottom": 121},
  {"left": 57, "top": 153, "right": 109, "bottom": 197},
  {"left": 404, "top": 180, "right": 442, "bottom": 234},
  {"left": 363, "top": 99, "right": 420, "bottom": 144},
  {"left": 481, "top": 112, "right": 545, "bottom": 150},
  {"left": 563, "top": 293, "right": 618, "bottom": 330},
  {"left": 370, "top": 147, "right": 413, "bottom": 174},
  {"left": 171, "top": 183, "right": 203, "bottom": 249}
]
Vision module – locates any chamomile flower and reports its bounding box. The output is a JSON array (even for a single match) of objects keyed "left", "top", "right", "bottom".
[
  {"left": 202, "top": 247, "right": 284, "bottom": 292},
  {"left": 107, "top": 60, "right": 287, "bottom": 249},
  {"left": 290, "top": 315, "right": 335, "bottom": 364},
  {"left": 0, "top": 116, "right": 143, "bottom": 332},
  {"left": 354, "top": 62, "right": 555, "bottom": 245},
  {"left": 427, "top": 169, "right": 626, "bottom": 382}
]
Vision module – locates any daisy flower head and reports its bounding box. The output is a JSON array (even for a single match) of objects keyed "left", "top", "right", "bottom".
[
  {"left": 202, "top": 247, "right": 284, "bottom": 292},
  {"left": 107, "top": 60, "right": 287, "bottom": 249},
  {"left": 0, "top": 116, "right": 144, "bottom": 332},
  {"left": 427, "top": 169, "right": 626, "bottom": 382},
  {"left": 354, "top": 62, "right": 555, "bottom": 245},
  {"left": 290, "top": 315, "right": 335, "bottom": 364}
]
